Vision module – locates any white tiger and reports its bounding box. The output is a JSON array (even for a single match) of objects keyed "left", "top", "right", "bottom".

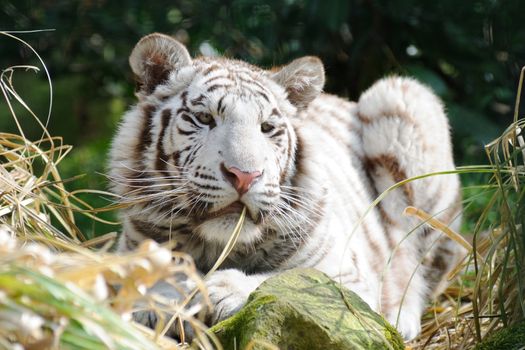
[{"left": 109, "top": 33, "right": 463, "bottom": 341}]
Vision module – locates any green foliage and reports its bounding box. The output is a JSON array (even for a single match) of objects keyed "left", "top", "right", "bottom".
[{"left": 0, "top": 265, "right": 160, "bottom": 349}]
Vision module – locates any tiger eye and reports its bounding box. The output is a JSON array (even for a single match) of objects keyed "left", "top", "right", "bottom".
[
  {"left": 261, "top": 122, "right": 275, "bottom": 133},
  {"left": 196, "top": 112, "right": 214, "bottom": 125}
]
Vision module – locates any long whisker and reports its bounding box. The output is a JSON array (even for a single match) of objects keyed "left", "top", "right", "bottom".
[
  {"left": 272, "top": 202, "right": 312, "bottom": 245},
  {"left": 107, "top": 175, "right": 189, "bottom": 183},
  {"left": 279, "top": 192, "right": 323, "bottom": 217},
  {"left": 118, "top": 162, "right": 189, "bottom": 174},
  {"left": 182, "top": 191, "right": 206, "bottom": 219},
  {"left": 113, "top": 181, "right": 190, "bottom": 210},
  {"left": 268, "top": 206, "right": 298, "bottom": 249},
  {"left": 277, "top": 194, "right": 320, "bottom": 226},
  {"left": 117, "top": 185, "right": 188, "bottom": 201}
]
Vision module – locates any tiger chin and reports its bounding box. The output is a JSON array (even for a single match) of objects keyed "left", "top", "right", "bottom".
[{"left": 109, "top": 33, "right": 464, "bottom": 341}]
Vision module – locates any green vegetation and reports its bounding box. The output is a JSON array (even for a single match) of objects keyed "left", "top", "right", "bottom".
[{"left": 474, "top": 321, "right": 525, "bottom": 350}]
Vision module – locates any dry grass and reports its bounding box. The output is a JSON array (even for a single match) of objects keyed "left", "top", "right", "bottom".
[
  {"left": 0, "top": 31, "right": 220, "bottom": 350},
  {"left": 407, "top": 69, "right": 525, "bottom": 350}
]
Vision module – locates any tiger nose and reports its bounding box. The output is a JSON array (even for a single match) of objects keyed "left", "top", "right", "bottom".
[{"left": 220, "top": 163, "right": 262, "bottom": 195}]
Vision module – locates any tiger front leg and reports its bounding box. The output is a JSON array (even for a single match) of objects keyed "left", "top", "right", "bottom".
[
  {"left": 132, "top": 269, "right": 269, "bottom": 338},
  {"left": 205, "top": 269, "right": 273, "bottom": 324},
  {"left": 132, "top": 278, "right": 200, "bottom": 340}
]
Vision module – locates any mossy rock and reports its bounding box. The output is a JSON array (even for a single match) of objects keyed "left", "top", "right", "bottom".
[
  {"left": 474, "top": 321, "right": 525, "bottom": 350},
  {"left": 208, "top": 268, "right": 404, "bottom": 350}
]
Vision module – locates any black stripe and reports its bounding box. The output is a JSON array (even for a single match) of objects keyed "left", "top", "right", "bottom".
[
  {"left": 170, "top": 223, "right": 191, "bottom": 233},
  {"left": 181, "top": 114, "right": 200, "bottom": 128},
  {"left": 191, "top": 94, "right": 206, "bottom": 106},
  {"left": 156, "top": 109, "right": 172, "bottom": 172},
  {"left": 182, "top": 144, "right": 202, "bottom": 167},
  {"left": 177, "top": 127, "right": 195, "bottom": 135},
  {"left": 196, "top": 173, "right": 218, "bottom": 181},
  {"left": 173, "top": 151, "right": 181, "bottom": 167},
  {"left": 205, "top": 75, "right": 230, "bottom": 85},
  {"left": 190, "top": 182, "right": 221, "bottom": 191},
  {"left": 131, "top": 219, "right": 170, "bottom": 243},
  {"left": 207, "top": 84, "right": 233, "bottom": 92},
  {"left": 238, "top": 76, "right": 266, "bottom": 91},
  {"left": 135, "top": 104, "right": 156, "bottom": 159},
  {"left": 177, "top": 145, "right": 192, "bottom": 156},
  {"left": 217, "top": 95, "right": 226, "bottom": 114},
  {"left": 256, "top": 90, "right": 270, "bottom": 102},
  {"left": 237, "top": 77, "right": 270, "bottom": 102},
  {"left": 271, "top": 129, "right": 285, "bottom": 138},
  {"left": 199, "top": 193, "right": 223, "bottom": 199},
  {"left": 176, "top": 107, "right": 190, "bottom": 114},
  {"left": 180, "top": 90, "right": 188, "bottom": 103}
]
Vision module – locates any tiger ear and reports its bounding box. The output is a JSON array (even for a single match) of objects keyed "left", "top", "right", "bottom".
[
  {"left": 129, "top": 33, "right": 192, "bottom": 93},
  {"left": 272, "top": 56, "right": 325, "bottom": 109}
]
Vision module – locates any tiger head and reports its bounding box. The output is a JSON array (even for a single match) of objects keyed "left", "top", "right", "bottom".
[{"left": 110, "top": 33, "right": 325, "bottom": 246}]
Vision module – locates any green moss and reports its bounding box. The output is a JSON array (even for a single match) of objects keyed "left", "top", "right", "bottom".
[
  {"left": 210, "top": 295, "right": 284, "bottom": 348},
  {"left": 207, "top": 268, "right": 404, "bottom": 350},
  {"left": 382, "top": 318, "right": 404, "bottom": 347},
  {"left": 474, "top": 321, "right": 525, "bottom": 350}
]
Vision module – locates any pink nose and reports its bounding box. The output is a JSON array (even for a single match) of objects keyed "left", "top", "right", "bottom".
[{"left": 221, "top": 164, "right": 262, "bottom": 195}]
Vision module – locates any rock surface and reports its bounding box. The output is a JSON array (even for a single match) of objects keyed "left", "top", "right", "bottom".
[{"left": 209, "top": 268, "right": 404, "bottom": 350}]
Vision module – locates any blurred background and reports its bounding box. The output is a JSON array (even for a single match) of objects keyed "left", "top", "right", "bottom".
[{"left": 1, "top": 0, "right": 524, "bottom": 236}]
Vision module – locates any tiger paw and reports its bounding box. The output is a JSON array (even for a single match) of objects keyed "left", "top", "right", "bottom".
[
  {"left": 205, "top": 269, "right": 261, "bottom": 324},
  {"left": 132, "top": 279, "right": 198, "bottom": 340},
  {"left": 386, "top": 308, "right": 422, "bottom": 341}
]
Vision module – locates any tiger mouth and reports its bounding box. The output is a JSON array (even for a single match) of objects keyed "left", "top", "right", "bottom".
[{"left": 207, "top": 201, "right": 245, "bottom": 219}]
